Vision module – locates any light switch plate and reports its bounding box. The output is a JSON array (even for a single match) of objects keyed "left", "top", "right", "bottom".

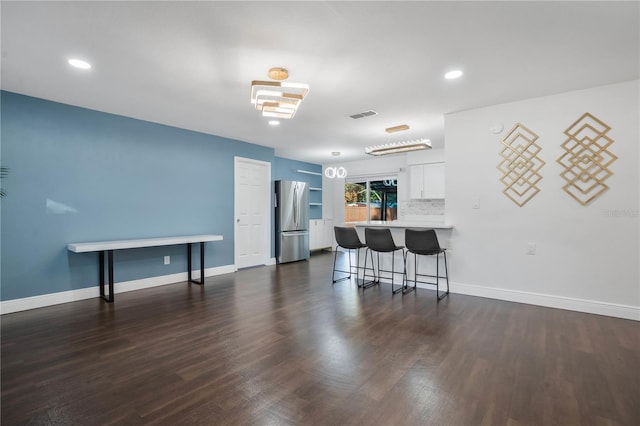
[
  {"left": 526, "top": 243, "right": 536, "bottom": 255},
  {"left": 472, "top": 196, "right": 480, "bottom": 209},
  {"left": 164, "top": 256, "right": 170, "bottom": 265}
]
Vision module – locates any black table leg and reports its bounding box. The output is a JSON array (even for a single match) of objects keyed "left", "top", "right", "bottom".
[
  {"left": 200, "top": 241, "right": 205, "bottom": 284},
  {"left": 188, "top": 242, "right": 205, "bottom": 285},
  {"left": 107, "top": 250, "right": 114, "bottom": 302},
  {"left": 100, "top": 250, "right": 115, "bottom": 303},
  {"left": 99, "top": 251, "right": 105, "bottom": 299},
  {"left": 187, "top": 242, "right": 192, "bottom": 282}
]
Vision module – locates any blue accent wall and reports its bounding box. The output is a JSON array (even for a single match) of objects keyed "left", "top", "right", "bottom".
[
  {"left": 273, "top": 157, "right": 323, "bottom": 220},
  {"left": 0, "top": 91, "right": 287, "bottom": 301}
]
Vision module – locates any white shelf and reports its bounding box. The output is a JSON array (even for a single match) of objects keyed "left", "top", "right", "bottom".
[
  {"left": 297, "top": 169, "right": 322, "bottom": 176},
  {"left": 310, "top": 187, "right": 322, "bottom": 191}
]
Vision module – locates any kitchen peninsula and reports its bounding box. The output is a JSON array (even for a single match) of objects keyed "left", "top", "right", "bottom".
[
  {"left": 352, "top": 220, "right": 453, "bottom": 248},
  {"left": 353, "top": 220, "right": 452, "bottom": 229}
]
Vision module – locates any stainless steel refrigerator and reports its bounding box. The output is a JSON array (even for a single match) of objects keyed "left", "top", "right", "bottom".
[{"left": 275, "top": 180, "right": 310, "bottom": 263}]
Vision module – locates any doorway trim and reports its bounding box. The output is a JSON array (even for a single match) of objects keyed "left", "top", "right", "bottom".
[{"left": 234, "top": 156, "right": 272, "bottom": 270}]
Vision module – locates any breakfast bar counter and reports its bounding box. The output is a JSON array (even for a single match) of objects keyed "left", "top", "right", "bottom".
[
  {"left": 351, "top": 220, "right": 453, "bottom": 250},
  {"left": 351, "top": 220, "right": 453, "bottom": 230}
]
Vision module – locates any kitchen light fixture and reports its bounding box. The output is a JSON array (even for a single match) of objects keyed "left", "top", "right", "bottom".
[
  {"left": 385, "top": 124, "right": 410, "bottom": 133},
  {"left": 268, "top": 67, "right": 289, "bottom": 80},
  {"left": 68, "top": 58, "right": 91, "bottom": 69},
  {"left": 250, "top": 67, "right": 309, "bottom": 119},
  {"left": 365, "top": 139, "right": 432, "bottom": 156},
  {"left": 324, "top": 166, "right": 347, "bottom": 179}
]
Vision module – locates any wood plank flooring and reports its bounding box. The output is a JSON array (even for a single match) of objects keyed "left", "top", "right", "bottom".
[{"left": 1, "top": 251, "right": 639, "bottom": 425}]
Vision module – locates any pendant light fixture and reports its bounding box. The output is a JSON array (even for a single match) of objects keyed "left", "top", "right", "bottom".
[
  {"left": 324, "top": 166, "right": 347, "bottom": 179},
  {"left": 365, "top": 124, "right": 431, "bottom": 156},
  {"left": 324, "top": 152, "right": 347, "bottom": 178},
  {"left": 250, "top": 67, "right": 309, "bottom": 119},
  {"left": 365, "top": 139, "right": 431, "bottom": 156}
]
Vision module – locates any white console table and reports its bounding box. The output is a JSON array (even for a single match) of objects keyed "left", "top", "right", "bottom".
[{"left": 68, "top": 234, "right": 223, "bottom": 303}]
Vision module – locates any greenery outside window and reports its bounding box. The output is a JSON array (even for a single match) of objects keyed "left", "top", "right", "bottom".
[{"left": 345, "top": 177, "right": 397, "bottom": 223}]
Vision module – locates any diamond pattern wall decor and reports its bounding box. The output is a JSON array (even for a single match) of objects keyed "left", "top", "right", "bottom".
[
  {"left": 497, "top": 123, "right": 545, "bottom": 207},
  {"left": 558, "top": 112, "right": 616, "bottom": 206}
]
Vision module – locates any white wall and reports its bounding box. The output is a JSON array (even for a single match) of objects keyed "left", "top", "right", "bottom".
[{"left": 445, "top": 80, "right": 639, "bottom": 319}]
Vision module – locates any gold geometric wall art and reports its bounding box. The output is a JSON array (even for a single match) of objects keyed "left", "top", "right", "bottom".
[
  {"left": 497, "top": 123, "right": 546, "bottom": 207},
  {"left": 557, "top": 112, "right": 617, "bottom": 206}
]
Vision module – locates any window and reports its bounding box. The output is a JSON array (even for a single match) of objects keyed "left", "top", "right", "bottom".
[{"left": 345, "top": 177, "right": 397, "bottom": 223}]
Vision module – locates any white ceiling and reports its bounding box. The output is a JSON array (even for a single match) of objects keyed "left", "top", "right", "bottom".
[{"left": 1, "top": 1, "right": 638, "bottom": 164}]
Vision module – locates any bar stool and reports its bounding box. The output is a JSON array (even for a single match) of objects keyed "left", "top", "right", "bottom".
[
  {"left": 363, "top": 228, "right": 405, "bottom": 293},
  {"left": 332, "top": 226, "right": 367, "bottom": 285},
  {"left": 403, "top": 228, "right": 449, "bottom": 301}
]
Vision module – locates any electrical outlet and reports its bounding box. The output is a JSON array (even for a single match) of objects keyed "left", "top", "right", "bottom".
[
  {"left": 164, "top": 256, "right": 170, "bottom": 265},
  {"left": 526, "top": 243, "right": 536, "bottom": 255}
]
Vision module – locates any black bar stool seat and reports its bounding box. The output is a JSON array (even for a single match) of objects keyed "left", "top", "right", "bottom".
[
  {"left": 332, "top": 226, "right": 367, "bottom": 285},
  {"left": 404, "top": 228, "right": 449, "bottom": 300},
  {"left": 363, "top": 227, "right": 405, "bottom": 293}
]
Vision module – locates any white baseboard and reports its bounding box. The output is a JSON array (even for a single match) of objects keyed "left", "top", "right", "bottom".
[
  {"left": 4, "top": 266, "right": 637, "bottom": 321},
  {"left": 0, "top": 264, "right": 236, "bottom": 315},
  {"left": 0, "top": 286, "right": 100, "bottom": 315},
  {"left": 373, "top": 277, "right": 639, "bottom": 321},
  {"left": 265, "top": 257, "right": 276, "bottom": 266},
  {"left": 449, "top": 281, "right": 640, "bottom": 321}
]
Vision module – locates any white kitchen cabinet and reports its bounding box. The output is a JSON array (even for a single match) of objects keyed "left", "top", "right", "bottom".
[
  {"left": 409, "top": 162, "right": 445, "bottom": 199},
  {"left": 322, "top": 219, "right": 334, "bottom": 249},
  {"left": 309, "top": 220, "right": 320, "bottom": 250},
  {"left": 309, "top": 219, "right": 334, "bottom": 250}
]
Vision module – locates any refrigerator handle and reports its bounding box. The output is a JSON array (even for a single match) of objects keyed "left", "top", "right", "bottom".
[{"left": 293, "top": 184, "right": 298, "bottom": 227}]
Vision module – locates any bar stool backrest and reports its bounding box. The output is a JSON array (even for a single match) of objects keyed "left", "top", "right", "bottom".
[
  {"left": 334, "top": 226, "right": 366, "bottom": 249},
  {"left": 365, "top": 228, "right": 401, "bottom": 252},
  {"left": 405, "top": 228, "right": 442, "bottom": 255}
]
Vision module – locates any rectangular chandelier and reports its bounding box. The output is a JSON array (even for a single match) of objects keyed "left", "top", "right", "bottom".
[
  {"left": 250, "top": 80, "right": 309, "bottom": 119},
  {"left": 365, "top": 139, "right": 432, "bottom": 156}
]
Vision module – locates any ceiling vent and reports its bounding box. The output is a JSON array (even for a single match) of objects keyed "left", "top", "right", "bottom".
[{"left": 349, "top": 110, "right": 378, "bottom": 119}]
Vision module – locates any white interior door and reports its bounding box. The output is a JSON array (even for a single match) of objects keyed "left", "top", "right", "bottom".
[{"left": 234, "top": 157, "right": 271, "bottom": 269}]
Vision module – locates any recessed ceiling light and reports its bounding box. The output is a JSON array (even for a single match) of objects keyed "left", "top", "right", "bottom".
[
  {"left": 68, "top": 59, "right": 91, "bottom": 69},
  {"left": 268, "top": 120, "right": 280, "bottom": 126},
  {"left": 444, "top": 70, "right": 463, "bottom": 80}
]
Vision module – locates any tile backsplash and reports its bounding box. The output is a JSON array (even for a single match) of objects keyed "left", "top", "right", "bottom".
[{"left": 399, "top": 199, "right": 445, "bottom": 219}]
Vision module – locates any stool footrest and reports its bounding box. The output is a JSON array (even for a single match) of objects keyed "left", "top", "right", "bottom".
[
  {"left": 403, "top": 249, "right": 450, "bottom": 302},
  {"left": 332, "top": 246, "right": 367, "bottom": 285}
]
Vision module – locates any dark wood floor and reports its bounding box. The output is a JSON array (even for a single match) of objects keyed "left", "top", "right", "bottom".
[{"left": 1, "top": 252, "right": 639, "bottom": 425}]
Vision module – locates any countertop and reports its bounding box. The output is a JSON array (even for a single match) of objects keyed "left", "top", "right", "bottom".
[{"left": 350, "top": 220, "right": 453, "bottom": 229}]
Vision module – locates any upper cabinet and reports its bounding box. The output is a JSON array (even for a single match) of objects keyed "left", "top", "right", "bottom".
[{"left": 409, "top": 162, "right": 445, "bottom": 199}]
